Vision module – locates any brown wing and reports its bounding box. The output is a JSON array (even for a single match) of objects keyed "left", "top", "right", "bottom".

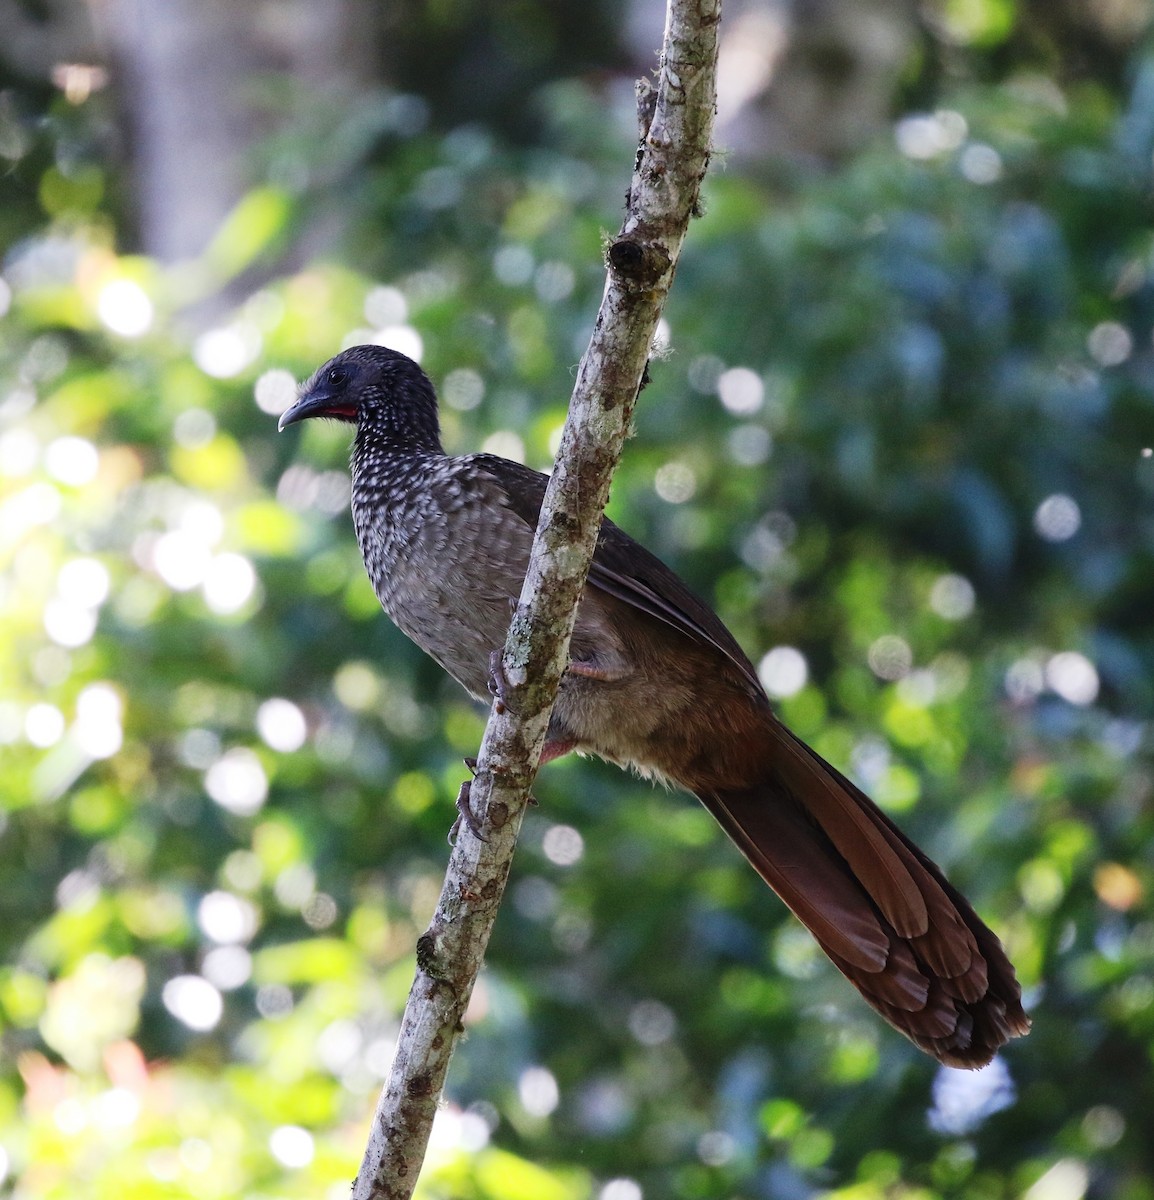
[{"left": 469, "top": 454, "right": 764, "bottom": 693}]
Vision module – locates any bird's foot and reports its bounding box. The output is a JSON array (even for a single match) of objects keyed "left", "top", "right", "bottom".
[
  {"left": 462, "top": 754, "right": 539, "bottom": 809},
  {"left": 449, "top": 777, "right": 489, "bottom": 845}
]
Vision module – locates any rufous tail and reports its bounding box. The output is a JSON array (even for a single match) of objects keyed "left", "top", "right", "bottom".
[{"left": 697, "top": 731, "right": 1029, "bottom": 1067}]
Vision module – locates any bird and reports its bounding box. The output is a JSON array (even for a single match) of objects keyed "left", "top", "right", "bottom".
[{"left": 278, "top": 343, "right": 1030, "bottom": 1068}]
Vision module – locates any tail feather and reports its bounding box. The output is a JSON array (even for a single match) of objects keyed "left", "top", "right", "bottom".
[
  {"left": 707, "top": 790, "right": 894, "bottom": 975},
  {"left": 697, "top": 741, "right": 1029, "bottom": 1068},
  {"left": 770, "top": 733, "right": 930, "bottom": 939}
]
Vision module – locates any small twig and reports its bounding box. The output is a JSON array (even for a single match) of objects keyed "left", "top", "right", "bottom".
[{"left": 350, "top": 2, "right": 720, "bottom": 1196}]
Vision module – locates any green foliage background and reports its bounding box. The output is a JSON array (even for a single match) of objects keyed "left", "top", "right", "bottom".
[{"left": 2, "top": 6, "right": 1154, "bottom": 1199}]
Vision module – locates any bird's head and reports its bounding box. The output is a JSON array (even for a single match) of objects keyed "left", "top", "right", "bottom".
[{"left": 278, "top": 345, "right": 442, "bottom": 452}]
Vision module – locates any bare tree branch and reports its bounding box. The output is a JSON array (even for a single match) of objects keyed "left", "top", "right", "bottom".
[{"left": 350, "top": 2, "right": 721, "bottom": 1195}]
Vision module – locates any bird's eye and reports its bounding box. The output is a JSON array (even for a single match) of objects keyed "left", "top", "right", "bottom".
[{"left": 328, "top": 367, "right": 348, "bottom": 387}]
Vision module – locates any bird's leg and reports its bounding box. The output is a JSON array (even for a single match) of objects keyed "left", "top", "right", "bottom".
[
  {"left": 566, "top": 659, "right": 625, "bottom": 683},
  {"left": 539, "top": 739, "right": 575, "bottom": 766},
  {"left": 469, "top": 638, "right": 576, "bottom": 831}
]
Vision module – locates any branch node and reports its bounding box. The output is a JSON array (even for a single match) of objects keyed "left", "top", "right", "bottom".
[
  {"left": 415, "top": 929, "right": 450, "bottom": 981},
  {"left": 607, "top": 238, "right": 671, "bottom": 287}
]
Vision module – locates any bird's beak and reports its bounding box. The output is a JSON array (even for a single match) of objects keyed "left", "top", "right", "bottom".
[{"left": 277, "top": 385, "right": 354, "bottom": 432}]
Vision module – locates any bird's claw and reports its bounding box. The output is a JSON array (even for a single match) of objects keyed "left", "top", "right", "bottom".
[
  {"left": 449, "top": 777, "right": 489, "bottom": 845},
  {"left": 453, "top": 758, "right": 538, "bottom": 841}
]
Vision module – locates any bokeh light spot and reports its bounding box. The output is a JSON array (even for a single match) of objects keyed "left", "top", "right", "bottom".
[
  {"left": 73, "top": 683, "right": 123, "bottom": 758},
  {"left": 58, "top": 557, "right": 110, "bottom": 607},
  {"left": 928, "top": 1059, "right": 1015, "bottom": 1134},
  {"left": 162, "top": 975, "right": 223, "bottom": 1032},
  {"left": 535, "top": 260, "right": 575, "bottom": 303},
  {"left": 698, "top": 1130, "right": 736, "bottom": 1166},
  {"left": 930, "top": 573, "right": 975, "bottom": 620},
  {"left": 493, "top": 244, "right": 534, "bottom": 285},
  {"left": 868, "top": 635, "right": 912, "bottom": 681},
  {"left": 959, "top": 143, "right": 1002, "bottom": 184},
  {"left": 371, "top": 325, "right": 423, "bottom": 362},
  {"left": 257, "top": 698, "right": 307, "bottom": 752},
  {"left": 202, "top": 945, "right": 253, "bottom": 990},
  {"left": 153, "top": 532, "right": 211, "bottom": 591},
  {"left": 542, "top": 824, "right": 584, "bottom": 866},
  {"left": 193, "top": 324, "right": 261, "bottom": 378},
  {"left": 628, "top": 999, "right": 676, "bottom": 1046},
  {"left": 717, "top": 366, "right": 764, "bottom": 414},
  {"left": 654, "top": 461, "right": 696, "bottom": 503},
  {"left": 97, "top": 279, "right": 153, "bottom": 337},
  {"left": 1005, "top": 657, "right": 1045, "bottom": 704},
  {"left": 173, "top": 409, "right": 217, "bottom": 449},
  {"left": 1046, "top": 652, "right": 1098, "bottom": 706},
  {"left": 1093, "top": 863, "right": 1142, "bottom": 911},
  {"left": 1087, "top": 321, "right": 1131, "bottom": 367},
  {"left": 203, "top": 553, "right": 257, "bottom": 614},
  {"left": 518, "top": 1066, "right": 559, "bottom": 1117},
  {"left": 254, "top": 369, "right": 298, "bottom": 416},
  {"left": 0, "top": 429, "right": 39, "bottom": 475},
  {"left": 45, "top": 437, "right": 99, "bottom": 486},
  {"left": 1023, "top": 1159, "right": 1089, "bottom": 1200},
  {"left": 364, "top": 285, "right": 407, "bottom": 326},
  {"left": 1034, "top": 494, "right": 1081, "bottom": 542},
  {"left": 896, "top": 110, "right": 967, "bottom": 158},
  {"left": 727, "top": 424, "right": 772, "bottom": 466},
  {"left": 204, "top": 748, "right": 268, "bottom": 816},
  {"left": 269, "top": 1125, "right": 314, "bottom": 1169},
  {"left": 442, "top": 368, "right": 485, "bottom": 411},
  {"left": 758, "top": 645, "right": 808, "bottom": 698},
  {"left": 333, "top": 662, "right": 380, "bottom": 710},
  {"left": 481, "top": 430, "right": 525, "bottom": 462},
  {"left": 600, "top": 1182, "right": 642, "bottom": 1200},
  {"left": 256, "top": 983, "right": 294, "bottom": 1019},
  {"left": 26, "top": 703, "right": 66, "bottom": 747},
  {"left": 197, "top": 891, "right": 258, "bottom": 944},
  {"left": 43, "top": 599, "right": 98, "bottom": 647}
]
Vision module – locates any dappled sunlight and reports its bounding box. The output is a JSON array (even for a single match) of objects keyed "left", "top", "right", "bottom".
[{"left": 0, "top": 16, "right": 1150, "bottom": 1199}]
